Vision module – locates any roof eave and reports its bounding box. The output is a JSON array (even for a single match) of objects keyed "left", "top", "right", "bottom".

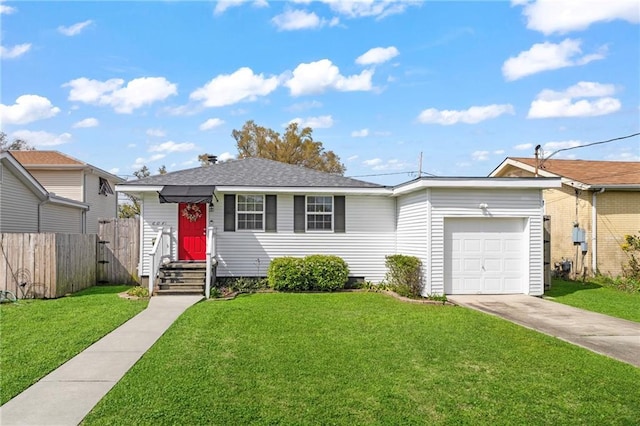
[{"left": 393, "top": 177, "right": 562, "bottom": 196}]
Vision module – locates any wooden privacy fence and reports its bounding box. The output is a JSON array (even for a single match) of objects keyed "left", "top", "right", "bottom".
[
  {"left": 0, "top": 233, "right": 97, "bottom": 298},
  {"left": 97, "top": 218, "right": 140, "bottom": 285},
  {"left": 0, "top": 218, "right": 141, "bottom": 299}
]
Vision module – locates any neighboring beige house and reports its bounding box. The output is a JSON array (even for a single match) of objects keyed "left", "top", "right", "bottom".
[
  {"left": 1, "top": 151, "right": 88, "bottom": 233},
  {"left": 490, "top": 157, "right": 640, "bottom": 277},
  {"left": 7, "top": 150, "right": 123, "bottom": 234}
]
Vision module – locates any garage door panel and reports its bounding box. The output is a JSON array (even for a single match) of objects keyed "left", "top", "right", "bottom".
[{"left": 444, "top": 218, "right": 526, "bottom": 295}]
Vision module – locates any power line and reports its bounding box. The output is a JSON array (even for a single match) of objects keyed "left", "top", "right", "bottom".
[
  {"left": 541, "top": 132, "right": 640, "bottom": 165},
  {"left": 348, "top": 170, "right": 437, "bottom": 178}
]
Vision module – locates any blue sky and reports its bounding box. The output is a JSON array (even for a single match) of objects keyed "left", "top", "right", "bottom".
[{"left": 1, "top": 0, "right": 638, "bottom": 185}]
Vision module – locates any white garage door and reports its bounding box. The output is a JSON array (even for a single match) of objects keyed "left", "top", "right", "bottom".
[{"left": 444, "top": 218, "right": 526, "bottom": 294}]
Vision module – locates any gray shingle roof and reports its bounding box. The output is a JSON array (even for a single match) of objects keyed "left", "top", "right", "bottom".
[{"left": 121, "top": 158, "right": 384, "bottom": 188}]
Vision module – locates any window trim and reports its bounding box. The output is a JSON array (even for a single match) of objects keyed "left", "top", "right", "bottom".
[
  {"left": 305, "top": 195, "right": 334, "bottom": 232},
  {"left": 236, "top": 194, "right": 265, "bottom": 232}
]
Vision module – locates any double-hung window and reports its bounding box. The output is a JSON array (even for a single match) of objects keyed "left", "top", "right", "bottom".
[
  {"left": 306, "top": 196, "right": 333, "bottom": 231},
  {"left": 237, "top": 195, "right": 264, "bottom": 231}
]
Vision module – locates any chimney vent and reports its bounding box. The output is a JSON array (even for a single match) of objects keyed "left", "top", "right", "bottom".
[{"left": 207, "top": 155, "right": 218, "bottom": 164}]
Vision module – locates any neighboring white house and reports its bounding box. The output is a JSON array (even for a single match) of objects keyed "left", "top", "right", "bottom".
[
  {"left": 0, "top": 151, "right": 88, "bottom": 233},
  {"left": 117, "top": 158, "right": 561, "bottom": 296},
  {"left": 9, "top": 150, "right": 124, "bottom": 234}
]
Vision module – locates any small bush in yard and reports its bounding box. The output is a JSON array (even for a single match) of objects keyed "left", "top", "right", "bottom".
[
  {"left": 268, "top": 257, "right": 308, "bottom": 291},
  {"left": 126, "top": 286, "right": 149, "bottom": 298},
  {"left": 385, "top": 254, "right": 423, "bottom": 299},
  {"left": 305, "top": 255, "right": 349, "bottom": 291},
  {"left": 268, "top": 255, "right": 349, "bottom": 291}
]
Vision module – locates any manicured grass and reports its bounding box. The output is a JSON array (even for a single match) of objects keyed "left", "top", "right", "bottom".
[
  {"left": 545, "top": 279, "right": 640, "bottom": 322},
  {"left": 0, "top": 286, "right": 147, "bottom": 405},
  {"left": 85, "top": 292, "right": 639, "bottom": 425}
]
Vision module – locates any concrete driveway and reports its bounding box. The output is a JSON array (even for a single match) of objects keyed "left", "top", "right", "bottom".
[{"left": 448, "top": 294, "right": 640, "bottom": 368}]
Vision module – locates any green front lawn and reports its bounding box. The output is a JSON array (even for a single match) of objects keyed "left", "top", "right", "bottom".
[
  {"left": 545, "top": 279, "right": 640, "bottom": 322},
  {"left": 0, "top": 286, "right": 147, "bottom": 405},
  {"left": 84, "top": 293, "right": 639, "bottom": 425}
]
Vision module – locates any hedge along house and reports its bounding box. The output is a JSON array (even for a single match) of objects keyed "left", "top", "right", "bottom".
[{"left": 116, "top": 158, "right": 560, "bottom": 297}]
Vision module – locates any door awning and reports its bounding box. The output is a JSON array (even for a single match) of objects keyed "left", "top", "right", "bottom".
[{"left": 158, "top": 185, "right": 216, "bottom": 204}]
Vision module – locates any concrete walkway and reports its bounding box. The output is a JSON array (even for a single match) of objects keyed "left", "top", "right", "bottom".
[
  {"left": 448, "top": 294, "right": 640, "bottom": 368},
  {"left": 0, "top": 295, "right": 203, "bottom": 426}
]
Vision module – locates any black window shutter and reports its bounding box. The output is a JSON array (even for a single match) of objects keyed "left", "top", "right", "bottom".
[
  {"left": 334, "top": 196, "right": 345, "bottom": 233},
  {"left": 294, "top": 195, "right": 305, "bottom": 233},
  {"left": 265, "top": 195, "right": 277, "bottom": 232},
  {"left": 224, "top": 194, "right": 235, "bottom": 232}
]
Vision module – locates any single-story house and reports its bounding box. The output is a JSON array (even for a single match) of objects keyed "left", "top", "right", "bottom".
[
  {"left": 1, "top": 151, "right": 89, "bottom": 233},
  {"left": 490, "top": 157, "right": 640, "bottom": 277},
  {"left": 116, "top": 157, "right": 560, "bottom": 296},
  {"left": 9, "top": 150, "right": 124, "bottom": 234}
]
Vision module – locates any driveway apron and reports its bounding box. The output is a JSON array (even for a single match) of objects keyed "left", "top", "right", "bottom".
[
  {"left": 448, "top": 294, "right": 640, "bottom": 368},
  {"left": 0, "top": 295, "right": 203, "bottom": 426}
]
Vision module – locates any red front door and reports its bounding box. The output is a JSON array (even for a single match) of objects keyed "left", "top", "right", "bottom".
[{"left": 178, "top": 202, "right": 207, "bottom": 261}]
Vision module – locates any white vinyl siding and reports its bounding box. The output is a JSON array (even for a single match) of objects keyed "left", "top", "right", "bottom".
[
  {"left": 214, "top": 194, "right": 396, "bottom": 282},
  {"left": 0, "top": 163, "right": 40, "bottom": 233},
  {"left": 41, "top": 203, "right": 83, "bottom": 233},
  {"left": 84, "top": 173, "right": 119, "bottom": 234},
  {"left": 428, "top": 188, "right": 544, "bottom": 296},
  {"left": 29, "top": 170, "right": 83, "bottom": 201},
  {"left": 140, "top": 193, "right": 179, "bottom": 276},
  {"left": 396, "top": 190, "right": 429, "bottom": 282}
]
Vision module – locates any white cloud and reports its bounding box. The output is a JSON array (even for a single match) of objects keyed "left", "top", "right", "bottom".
[
  {"left": 272, "top": 9, "right": 339, "bottom": 31},
  {"left": 356, "top": 46, "right": 399, "bottom": 65},
  {"left": 322, "top": 0, "right": 421, "bottom": 20},
  {"left": 108, "top": 167, "right": 120, "bottom": 174},
  {"left": 0, "top": 3, "right": 16, "bottom": 14},
  {"left": 148, "top": 141, "right": 196, "bottom": 153},
  {"left": 348, "top": 155, "right": 359, "bottom": 161},
  {"left": 190, "top": 67, "right": 279, "bottom": 107},
  {"left": 0, "top": 95, "right": 60, "bottom": 125},
  {"left": 417, "top": 104, "right": 515, "bottom": 125},
  {"left": 127, "top": 143, "right": 137, "bottom": 148},
  {"left": 64, "top": 76, "right": 177, "bottom": 113},
  {"left": 0, "top": 43, "right": 31, "bottom": 59},
  {"left": 72, "top": 117, "right": 99, "bottom": 128},
  {"left": 162, "top": 104, "right": 202, "bottom": 116},
  {"left": 286, "top": 100, "right": 323, "bottom": 112},
  {"left": 518, "top": 0, "right": 639, "bottom": 35},
  {"left": 528, "top": 81, "right": 621, "bottom": 118},
  {"left": 199, "top": 118, "right": 225, "bottom": 131},
  {"left": 11, "top": 130, "right": 71, "bottom": 147},
  {"left": 494, "top": 149, "right": 505, "bottom": 155},
  {"left": 132, "top": 154, "right": 166, "bottom": 168},
  {"left": 502, "top": 39, "right": 606, "bottom": 81},
  {"left": 472, "top": 150, "right": 490, "bottom": 161},
  {"left": 605, "top": 150, "right": 640, "bottom": 161},
  {"left": 289, "top": 115, "right": 334, "bottom": 128},
  {"left": 363, "top": 157, "right": 410, "bottom": 171},
  {"left": 363, "top": 158, "right": 382, "bottom": 166},
  {"left": 146, "top": 128, "right": 166, "bottom": 137},
  {"left": 214, "top": 0, "right": 268, "bottom": 15},
  {"left": 514, "top": 143, "right": 533, "bottom": 150},
  {"left": 58, "top": 20, "right": 93, "bottom": 36},
  {"left": 219, "top": 152, "right": 235, "bottom": 162},
  {"left": 285, "top": 59, "right": 373, "bottom": 96},
  {"left": 351, "top": 128, "right": 369, "bottom": 137},
  {"left": 543, "top": 140, "right": 582, "bottom": 151}
]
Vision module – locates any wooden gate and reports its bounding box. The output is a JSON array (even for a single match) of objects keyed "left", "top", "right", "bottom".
[{"left": 97, "top": 218, "right": 140, "bottom": 285}]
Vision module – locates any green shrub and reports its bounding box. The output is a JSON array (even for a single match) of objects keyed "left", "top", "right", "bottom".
[
  {"left": 384, "top": 254, "right": 423, "bottom": 299},
  {"left": 267, "top": 255, "right": 349, "bottom": 292},
  {"left": 304, "top": 255, "right": 349, "bottom": 291},
  {"left": 268, "top": 257, "right": 308, "bottom": 291},
  {"left": 126, "top": 286, "right": 149, "bottom": 298}
]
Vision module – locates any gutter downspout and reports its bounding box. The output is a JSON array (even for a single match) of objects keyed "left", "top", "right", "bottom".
[
  {"left": 37, "top": 199, "right": 49, "bottom": 232},
  {"left": 592, "top": 188, "right": 605, "bottom": 274}
]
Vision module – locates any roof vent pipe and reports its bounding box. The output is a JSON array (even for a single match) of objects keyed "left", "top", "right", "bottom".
[{"left": 207, "top": 155, "right": 218, "bottom": 165}]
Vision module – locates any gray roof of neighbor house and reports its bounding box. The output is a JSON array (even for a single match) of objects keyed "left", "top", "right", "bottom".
[{"left": 121, "top": 157, "right": 385, "bottom": 188}]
